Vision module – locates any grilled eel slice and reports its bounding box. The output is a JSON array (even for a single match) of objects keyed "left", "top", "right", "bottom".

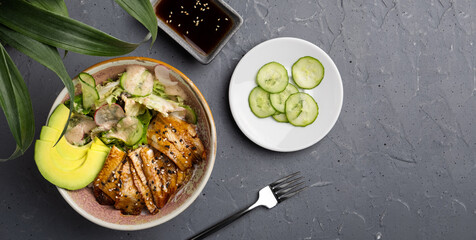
[
  {"left": 93, "top": 146, "right": 126, "bottom": 205},
  {"left": 114, "top": 161, "right": 144, "bottom": 215},
  {"left": 140, "top": 147, "right": 169, "bottom": 208},
  {"left": 147, "top": 114, "right": 206, "bottom": 171},
  {"left": 159, "top": 114, "right": 205, "bottom": 161},
  {"left": 129, "top": 148, "right": 159, "bottom": 214},
  {"left": 146, "top": 149, "right": 194, "bottom": 208},
  {"left": 176, "top": 166, "right": 193, "bottom": 187},
  {"left": 136, "top": 146, "right": 194, "bottom": 210}
]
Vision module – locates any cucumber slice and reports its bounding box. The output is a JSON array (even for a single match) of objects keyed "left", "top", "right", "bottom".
[
  {"left": 78, "top": 73, "right": 99, "bottom": 110},
  {"left": 270, "top": 84, "right": 298, "bottom": 112},
  {"left": 105, "top": 116, "right": 144, "bottom": 146},
  {"left": 94, "top": 103, "right": 125, "bottom": 129},
  {"left": 120, "top": 69, "right": 154, "bottom": 97},
  {"left": 292, "top": 56, "right": 324, "bottom": 89},
  {"left": 170, "top": 104, "right": 197, "bottom": 124},
  {"left": 272, "top": 113, "right": 288, "bottom": 123},
  {"left": 182, "top": 105, "right": 197, "bottom": 124},
  {"left": 285, "top": 92, "right": 318, "bottom": 127},
  {"left": 79, "top": 72, "right": 95, "bottom": 86},
  {"left": 256, "top": 62, "right": 289, "bottom": 93},
  {"left": 248, "top": 87, "right": 276, "bottom": 118}
]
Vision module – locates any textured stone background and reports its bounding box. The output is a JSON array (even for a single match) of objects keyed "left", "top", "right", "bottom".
[{"left": 1, "top": 0, "right": 475, "bottom": 239}]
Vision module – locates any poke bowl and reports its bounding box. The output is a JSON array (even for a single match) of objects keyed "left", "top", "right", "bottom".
[{"left": 43, "top": 57, "right": 217, "bottom": 230}]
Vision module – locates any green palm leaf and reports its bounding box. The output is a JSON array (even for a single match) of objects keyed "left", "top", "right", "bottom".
[
  {"left": 0, "top": 25, "right": 75, "bottom": 145},
  {"left": 27, "top": 0, "right": 71, "bottom": 59},
  {"left": 27, "top": 0, "right": 69, "bottom": 17},
  {"left": 114, "top": 0, "right": 158, "bottom": 46},
  {"left": 0, "top": 43, "right": 35, "bottom": 161},
  {"left": 0, "top": 0, "right": 139, "bottom": 56}
]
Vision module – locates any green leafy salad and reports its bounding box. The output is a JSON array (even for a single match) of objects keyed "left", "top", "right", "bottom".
[{"left": 64, "top": 64, "right": 196, "bottom": 150}]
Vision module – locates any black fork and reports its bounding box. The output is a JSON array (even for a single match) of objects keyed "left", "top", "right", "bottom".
[{"left": 189, "top": 172, "right": 307, "bottom": 240}]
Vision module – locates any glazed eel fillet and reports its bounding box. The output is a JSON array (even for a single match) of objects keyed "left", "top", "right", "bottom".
[
  {"left": 129, "top": 147, "right": 192, "bottom": 212},
  {"left": 114, "top": 161, "right": 143, "bottom": 215},
  {"left": 147, "top": 114, "right": 206, "bottom": 171},
  {"left": 139, "top": 148, "right": 169, "bottom": 209},
  {"left": 93, "top": 146, "right": 126, "bottom": 205},
  {"left": 129, "top": 148, "right": 159, "bottom": 214}
]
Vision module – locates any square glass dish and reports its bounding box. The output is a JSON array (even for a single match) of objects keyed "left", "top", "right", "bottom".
[{"left": 153, "top": 0, "right": 243, "bottom": 64}]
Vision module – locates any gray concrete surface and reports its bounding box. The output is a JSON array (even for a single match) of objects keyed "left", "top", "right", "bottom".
[{"left": 1, "top": 0, "right": 475, "bottom": 239}]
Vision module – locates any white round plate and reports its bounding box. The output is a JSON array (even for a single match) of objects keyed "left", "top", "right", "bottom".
[{"left": 229, "top": 37, "right": 343, "bottom": 152}]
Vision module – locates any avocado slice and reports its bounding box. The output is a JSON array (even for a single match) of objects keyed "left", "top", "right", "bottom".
[
  {"left": 39, "top": 126, "right": 60, "bottom": 142},
  {"left": 47, "top": 104, "right": 70, "bottom": 131},
  {"left": 35, "top": 140, "right": 86, "bottom": 171},
  {"left": 35, "top": 143, "right": 108, "bottom": 190},
  {"left": 90, "top": 138, "right": 111, "bottom": 153},
  {"left": 39, "top": 126, "right": 91, "bottom": 161},
  {"left": 34, "top": 104, "right": 109, "bottom": 190},
  {"left": 55, "top": 138, "right": 91, "bottom": 161}
]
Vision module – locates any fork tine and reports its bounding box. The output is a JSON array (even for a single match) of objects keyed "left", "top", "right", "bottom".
[
  {"left": 277, "top": 186, "right": 308, "bottom": 202},
  {"left": 274, "top": 181, "right": 305, "bottom": 196},
  {"left": 271, "top": 176, "right": 303, "bottom": 192},
  {"left": 270, "top": 172, "right": 300, "bottom": 188}
]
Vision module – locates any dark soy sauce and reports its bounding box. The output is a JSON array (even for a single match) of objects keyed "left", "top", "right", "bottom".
[{"left": 156, "top": 0, "right": 234, "bottom": 55}]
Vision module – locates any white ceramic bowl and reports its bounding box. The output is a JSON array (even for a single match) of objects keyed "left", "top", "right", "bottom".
[{"left": 48, "top": 57, "right": 217, "bottom": 230}]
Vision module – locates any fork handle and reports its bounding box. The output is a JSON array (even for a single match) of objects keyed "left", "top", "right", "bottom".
[{"left": 188, "top": 204, "right": 258, "bottom": 240}]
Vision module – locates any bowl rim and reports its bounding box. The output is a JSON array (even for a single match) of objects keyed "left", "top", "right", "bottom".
[{"left": 51, "top": 56, "right": 217, "bottom": 230}]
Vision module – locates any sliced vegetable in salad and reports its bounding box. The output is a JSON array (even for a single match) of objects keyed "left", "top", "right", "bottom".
[
  {"left": 78, "top": 73, "right": 99, "bottom": 110},
  {"left": 120, "top": 66, "right": 154, "bottom": 97},
  {"left": 94, "top": 104, "right": 126, "bottom": 130},
  {"left": 249, "top": 56, "right": 323, "bottom": 127}
]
